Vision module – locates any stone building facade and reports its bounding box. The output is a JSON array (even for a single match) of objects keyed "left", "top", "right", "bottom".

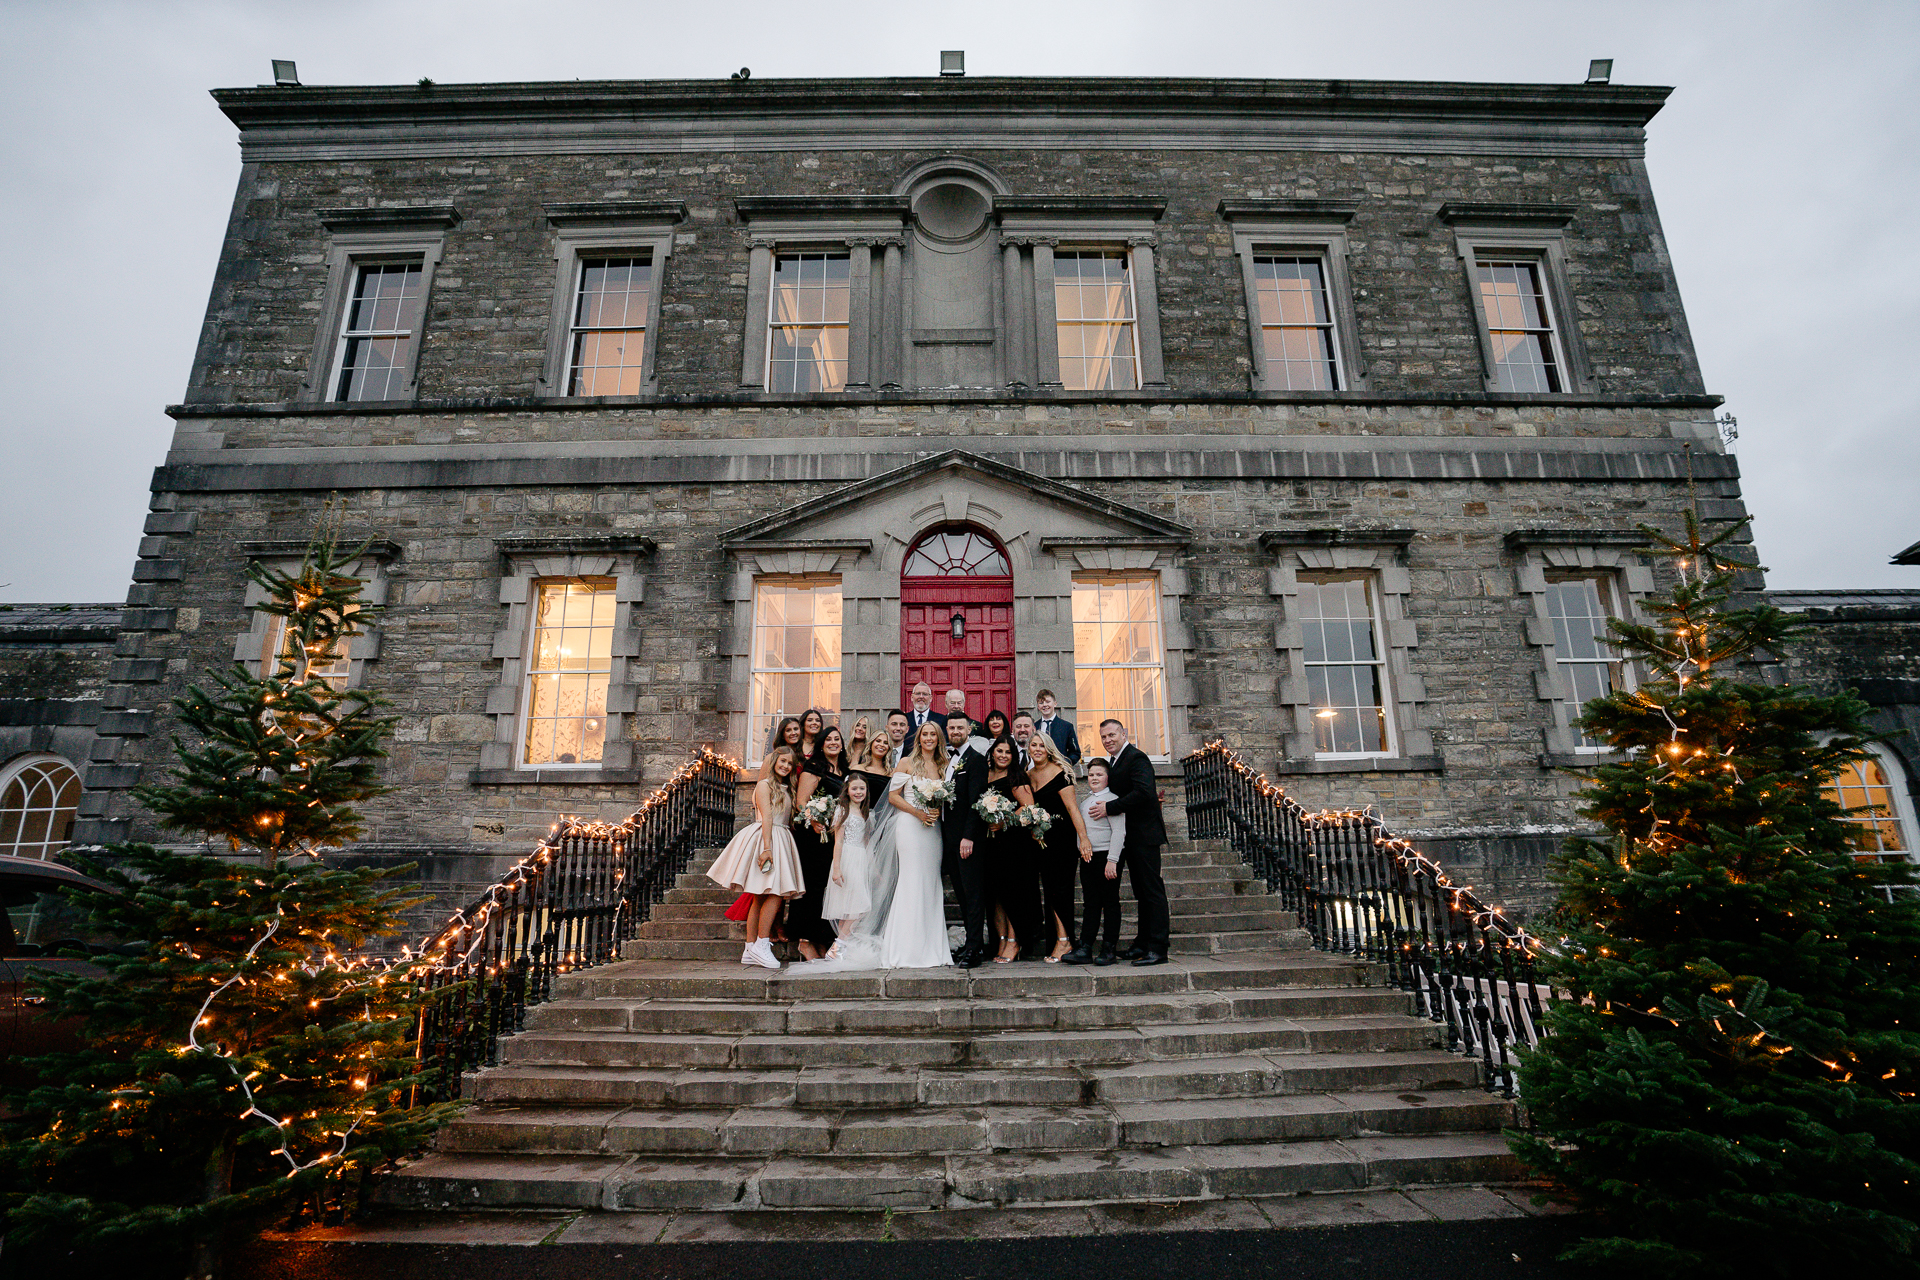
[{"left": 60, "top": 74, "right": 1769, "bottom": 917}]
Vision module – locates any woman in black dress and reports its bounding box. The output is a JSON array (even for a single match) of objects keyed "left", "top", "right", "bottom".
[
  {"left": 789, "top": 725, "right": 848, "bottom": 960},
  {"left": 967, "top": 735, "right": 1039, "bottom": 962},
  {"left": 1025, "top": 733, "right": 1094, "bottom": 962},
  {"left": 851, "top": 730, "right": 894, "bottom": 799},
  {"left": 798, "top": 707, "right": 826, "bottom": 764}
]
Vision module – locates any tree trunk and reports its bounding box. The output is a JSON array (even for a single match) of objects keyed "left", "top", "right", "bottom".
[{"left": 188, "top": 1142, "right": 234, "bottom": 1279}]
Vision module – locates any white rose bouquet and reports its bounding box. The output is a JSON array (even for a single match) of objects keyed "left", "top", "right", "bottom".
[
  {"left": 797, "top": 793, "right": 836, "bottom": 830},
  {"left": 1014, "top": 804, "right": 1053, "bottom": 839},
  {"left": 911, "top": 778, "right": 956, "bottom": 810},
  {"left": 972, "top": 790, "right": 1019, "bottom": 831}
]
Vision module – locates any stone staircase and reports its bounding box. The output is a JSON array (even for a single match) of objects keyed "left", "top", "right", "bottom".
[{"left": 383, "top": 840, "right": 1524, "bottom": 1213}]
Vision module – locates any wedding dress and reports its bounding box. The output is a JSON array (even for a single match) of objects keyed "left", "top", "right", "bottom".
[{"left": 787, "top": 769, "right": 951, "bottom": 973}]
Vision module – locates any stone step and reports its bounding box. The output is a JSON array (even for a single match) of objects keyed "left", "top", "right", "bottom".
[
  {"left": 380, "top": 1131, "right": 1525, "bottom": 1211},
  {"left": 496, "top": 1015, "right": 1441, "bottom": 1071},
  {"left": 561, "top": 953, "right": 1373, "bottom": 1002},
  {"left": 1087, "top": 1051, "right": 1482, "bottom": 1101},
  {"left": 437, "top": 1089, "right": 1514, "bottom": 1160},
  {"left": 523, "top": 986, "right": 1412, "bottom": 1036}
]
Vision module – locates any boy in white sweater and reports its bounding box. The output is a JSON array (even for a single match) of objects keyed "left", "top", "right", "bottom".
[{"left": 1064, "top": 758, "right": 1128, "bottom": 965}]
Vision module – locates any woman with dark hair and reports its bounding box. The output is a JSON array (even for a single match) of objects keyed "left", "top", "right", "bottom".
[
  {"left": 967, "top": 735, "right": 1039, "bottom": 962},
  {"left": 761, "top": 716, "right": 804, "bottom": 779},
  {"left": 788, "top": 725, "right": 848, "bottom": 960},
  {"left": 982, "top": 708, "right": 1010, "bottom": 742},
  {"left": 799, "top": 708, "right": 826, "bottom": 762}
]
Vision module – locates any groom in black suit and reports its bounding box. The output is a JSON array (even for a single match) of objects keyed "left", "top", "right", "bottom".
[
  {"left": 939, "top": 714, "right": 992, "bottom": 967},
  {"left": 1088, "top": 718, "right": 1171, "bottom": 965}
]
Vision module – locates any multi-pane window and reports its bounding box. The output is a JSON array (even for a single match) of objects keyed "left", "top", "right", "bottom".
[
  {"left": 1543, "top": 574, "right": 1625, "bottom": 749},
  {"left": 567, "top": 256, "right": 652, "bottom": 396},
  {"left": 1298, "top": 576, "right": 1392, "bottom": 756},
  {"left": 1055, "top": 250, "right": 1139, "bottom": 391},
  {"left": 334, "top": 261, "right": 425, "bottom": 402},
  {"left": 0, "top": 755, "right": 82, "bottom": 861},
  {"left": 750, "top": 578, "right": 843, "bottom": 758},
  {"left": 261, "top": 612, "right": 356, "bottom": 690},
  {"left": 1072, "top": 576, "right": 1168, "bottom": 756},
  {"left": 1475, "top": 259, "right": 1564, "bottom": 393},
  {"left": 1826, "top": 754, "right": 1912, "bottom": 860},
  {"left": 1253, "top": 255, "right": 1341, "bottom": 390},
  {"left": 521, "top": 580, "right": 617, "bottom": 768},
  {"left": 767, "top": 253, "right": 850, "bottom": 392}
]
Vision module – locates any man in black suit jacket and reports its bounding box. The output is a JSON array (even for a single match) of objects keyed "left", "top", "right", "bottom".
[
  {"left": 1088, "top": 718, "right": 1170, "bottom": 965},
  {"left": 1033, "top": 689, "right": 1081, "bottom": 766},
  {"left": 905, "top": 682, "right": 945, "bottom": 738},
  {"left": 939, "top": 714, "right": 991, "bottom": 966}
]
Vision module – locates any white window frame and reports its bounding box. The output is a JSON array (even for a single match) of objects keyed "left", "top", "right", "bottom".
[
  {"left": 1223, "top": 209, "right": 1366, "bottom": 394},
  {"left": 746, "top": 575, "right": 845, "bottom": 767},
  {"left": 1824, "top": 741, "right": 1920, "bottom": 866},
  {"left": 1539, "top": 570, "right": 1632, "bottom": 752},
  {"left": 304, "top": 208, "right": 455, "bottom": 405},
  {"left": 736, "top": 202, "right": 910, "bottom": 393},
  {"left": 517, "top": 578, "right": 619, "bottom": 771},
  {"left": 1050, "top": 247, "right": 1144, "bottom": 392},
  {"left": 1294, "top": 573, "right": 1397, "bottom": 760},
  {"left": 764, "top": 251, "right": 854, "bottom": 394},
  {"left": 539, "top": 215, "right": 676, "bottom": 399},
  {"left": 0, "top": 753, "right": 83, "bottom": 861},
  {"left": 1511, "top": 536, "right": 1655, "bottom": 762},
  {"left": 1446, "top": 213, "right": 1592, "bottom": 395},
  {"left": 1070, "top": 572, "right": 1173, "bottom": 761},
  {"left": 999, "top": 202, "right": 1166, "bottom": 392},
  {"left": 231, "top": 542, "right": 394, "bottom": 690}
]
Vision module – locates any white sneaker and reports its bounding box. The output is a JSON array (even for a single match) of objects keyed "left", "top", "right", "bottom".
[
  {"left": 740, "top": 942, "right": 757, "bottom": 965},
  {"left": 747, "top": 939, "right": 782, "bottom": 970}
]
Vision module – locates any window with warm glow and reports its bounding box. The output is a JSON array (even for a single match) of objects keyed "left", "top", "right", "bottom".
[
  {"left": 521, "top": 580, "right": 617, "bottom": 768},
  {"left": 1297, "top": 575, "right": 1392, "bottom": 757},
  {"left": 260, "top": 597, "right": 359, "bottom": 690},
  {"left": 1055, "top": 250, "right": 1140, "bottom": 391},
  {"left": 749, "top": 578, "right": 842, "bottom": 759},
  {"left": 0, "top": 754, "right": 82, "bottom": 860},
  {"left": 1544, "top": 573, "right": 1626, "bottom": 750},
  {"left": 1252, "top": 254, "right": 1342, "bottom": 390},
  {"left": 1475, "top": 259, "right": 1565, "bottom": 393},
  {"left": 568, "top": 255, "right": 653, "bottom": 396},
  {"left": 767, "top": 253, "right": 849, "bottom": 392},
  {"left": 333, "top": 261, "right": 425, "bottom": 402},
  {"left": 1072, "top": 575, "right": 1168, "bottom": 756},
  {"left": 1826, "top": 752, "right": 1914, "bottom": 860}
]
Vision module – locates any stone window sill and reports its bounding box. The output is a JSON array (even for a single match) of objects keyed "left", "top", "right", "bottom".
[
  {"left": 1539, "top": 751, "right": 1626, "bottom": 769},
  {"left": 1273, "top": 755, "right": 1445, "bottom": 776},
  {"left": 469, "top": 767, "right": 644, "bottom": 787}
]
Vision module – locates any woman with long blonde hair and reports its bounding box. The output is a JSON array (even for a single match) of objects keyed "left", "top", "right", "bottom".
[
  {"left": 707, "top": 745, "right": 805, "bottom": 968},
  {"left": 1026, "top": 732, "right": 1094, "bottom": 962}
]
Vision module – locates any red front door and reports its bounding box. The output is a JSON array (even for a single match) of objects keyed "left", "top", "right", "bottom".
[{"left": 899, "top": 527, "right": 1016, "bottom": 724}]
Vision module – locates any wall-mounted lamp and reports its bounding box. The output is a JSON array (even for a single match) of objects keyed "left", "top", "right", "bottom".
[
  {"left": 950, "top": 612, "right": 966, "bottom": 641},
  {"left": 1315, "top": 708, "right": 1338, "bottom": 720}
]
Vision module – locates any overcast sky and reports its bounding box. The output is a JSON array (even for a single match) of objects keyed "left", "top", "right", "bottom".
[{"left": 0, "top": 0, "right": 1913, "bottom": 602}]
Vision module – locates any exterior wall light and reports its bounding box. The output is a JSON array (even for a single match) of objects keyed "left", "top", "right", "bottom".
[{"left": 951, "top": 612, "right": 966, "bottom": 640}]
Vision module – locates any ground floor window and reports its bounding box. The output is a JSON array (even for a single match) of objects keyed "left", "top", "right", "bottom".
[
  {"left": 0, "top": 754, "right": 82, "bottom": 860},
  {"left": 1826, "top": 747, "right": 1917, "bottom": 862},
  {"left": 750, "top": 577, "right": 842, "bottom": 760},
  {"left": 521, "top": 579, "right": 617, "bottom": 768},
  {"left": 1297, "top": 574, "right": 1393, "bottom": 758},
  {"left": 1072, "top": 574, "right": 1168, "bottom": 757}
]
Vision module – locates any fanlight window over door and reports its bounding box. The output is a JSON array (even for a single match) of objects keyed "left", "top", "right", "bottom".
[{"left": 901, "top": 528, "right": 1010, "bottom": 577}]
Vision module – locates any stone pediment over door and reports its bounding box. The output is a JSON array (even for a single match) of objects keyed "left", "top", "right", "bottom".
[{"left": 720, "top": 450, "right": 1198, "bottom": 758}]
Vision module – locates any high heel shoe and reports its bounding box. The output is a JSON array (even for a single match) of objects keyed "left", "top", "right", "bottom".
[
  {"left": 994, "top": 937, "right": 1019, "bottom": 964},
  {"left": 1044, "top": 937, "right": 1072, "bottom": 964}
]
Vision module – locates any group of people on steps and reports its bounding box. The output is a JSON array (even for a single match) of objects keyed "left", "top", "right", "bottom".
[{"left": 706, "top": 684, "right": 1171, "bottom": 972}]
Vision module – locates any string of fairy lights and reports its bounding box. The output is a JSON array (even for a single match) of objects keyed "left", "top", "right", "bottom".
[{"left": 150, "top": 746, "right": 740, "bottom": 1178}]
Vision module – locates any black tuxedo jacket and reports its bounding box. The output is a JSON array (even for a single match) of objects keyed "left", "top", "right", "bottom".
[
  {"left": 941, "top": 745, "right": 989, "bottom": 854},
  {"left": 1036, "top": 716, "right": 1081, "bottom": 765},
  {"left": 908, "top": 708, "right": 948, "bottom": 737},
  {"left": 1104, "top": 743, "right": 1167, "bottom": 850}
]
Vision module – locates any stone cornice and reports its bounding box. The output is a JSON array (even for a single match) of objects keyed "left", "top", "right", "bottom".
[
  {"left": 1437, "top": 201, "right": 1579, "bottom": 227},
  {"left": 734, "top": 195, "right": 911, "bottom": 221},
  {"left": 237, "top": 538, "right": 403, "bottom": 562},
  {"left": 1217, "top": 199, "right": 1358, "bottom": 223},
  {"left": 493, "top": 534, "right": 657, "bottom": 558},
  {"left": 1258, "top": 528, "right": 1416, "bottom": 551},
  {"left": 543, "top": 200, "right": 687, "bottom": 227},
  {"left": 1502, "top": 527, "right": 1653, "bottom": 551},
  {"left": 994, "top": 196, "right": 1166, "bottom": 220},
  {"left": 317, "top": 205, "right": 461, "bottom": 231}
]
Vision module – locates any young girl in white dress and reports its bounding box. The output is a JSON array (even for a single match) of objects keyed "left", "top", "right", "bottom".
[
  {"left": 707, "top": 745, "right": 804, "bottom": 969},
  {"left": 821, "top": 773, "right": 875, "bottom": 938}
]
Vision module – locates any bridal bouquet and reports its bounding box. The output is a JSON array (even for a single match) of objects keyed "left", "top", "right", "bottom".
[
  {"left": 1013, "top": 804, "right": 1053, "bottom": 839},
  {"left": 911, "top": 778, "right": 956, "bottom": 810},
  {"left": 797, "top": 794, "right": 836, "bottom": 829},
  {"left": 973, "top": 790, "right": 1019, "bottom": 831}
]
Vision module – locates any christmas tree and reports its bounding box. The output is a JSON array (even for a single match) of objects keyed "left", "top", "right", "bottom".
[
  {"left": 0, "top": 521, "right": 458, "bottom": 1277},
  {"left": 1513, "top": 509, "right": 1920, "bottom": 1274}
]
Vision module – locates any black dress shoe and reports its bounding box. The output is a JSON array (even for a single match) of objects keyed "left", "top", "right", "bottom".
[
  {"left": 1093, "top": 950, "right": 1118, "bottom": 967},
  {"left": 1061, "top": 947, "right": 1094, "bottom": 965},
  {"left": 954, "top": 947, "right": 979, "bottom": 969},
  {"left": 1121, "top": 944, "right": 1146, "bottom": 961},
  {"left": 1131, "top": 951, "right": 1168, "bottom": 967}
]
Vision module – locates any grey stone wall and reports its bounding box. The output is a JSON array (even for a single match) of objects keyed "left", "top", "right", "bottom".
[
  {"left": 1769, "top": 597, "right": 1920, "bottom": 780},
  {"left": 182, "top": 147, "right": 1703, "bottom": 407}
]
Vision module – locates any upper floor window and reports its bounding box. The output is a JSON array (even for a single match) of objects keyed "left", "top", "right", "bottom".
[
  {"left": 261, "top": 597, "right": 359, "bottom": 691},
  {"left": 1072, "top": 575, "right": 1169, "bottom": 758},
  {"left": 1297, "top": 575, "right": 1393, "bottom": 757},
  {"left": 1542, "top": 572, "right": 1626, "bottom": 749},
  {"left": 1475, "top": 259, "right": 1565, "bottom": 393},
  {"left": 768, "top": 253, "right": 851, "bottom": 392},
  {"left": 1221, "top": 204, "right": 1365, "bottom": 395},
  {"left": 749, "top": 577, "right": 843, "bottom": 760},
  {"left": 521, "top": 579, "right": 617, "bottom": 768},
  {"left": 568, "top": 256, "right": 653, "bottom": 396},
  {"left": 333, "top": 262, "right": 424, "bottom": 402},
  {"left": 1053, "top": 250, "right": 1140, "bottom": 391},
  {"left": 0, "top": 754, "right": 82, "bottom": 861},
  {"left": 1252, "top": 255, "right": 1342, "bottom": 390}
]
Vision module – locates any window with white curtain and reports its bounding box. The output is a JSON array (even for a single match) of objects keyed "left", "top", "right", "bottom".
[
  {"left": 1072, "top": 575, "right": 1168, "bottom": 756},
  {"left": 520, "top": 579, "right": 617, "bottom": 768},
  {"left": 749, "top": 578, "right": 843, "bottom": 759}
]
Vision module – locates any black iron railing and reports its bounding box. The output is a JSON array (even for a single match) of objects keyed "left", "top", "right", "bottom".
[
  {"left": 1183, "top": 742, "right": 1557, "bottom": 1096},
  {"left": 410, "top": 749, "right": 739, "bottom": 1100}
]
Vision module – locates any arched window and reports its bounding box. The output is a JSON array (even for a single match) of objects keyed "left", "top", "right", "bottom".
[
  {"left": 901, "top": 527, "right": 1009, "bottom": 577},
  {"left": 0, "top": 754, "right": 83, "bottom": 860},
  {"left": 1825, "top": 744, "right": 1919, "bottom": 866}
]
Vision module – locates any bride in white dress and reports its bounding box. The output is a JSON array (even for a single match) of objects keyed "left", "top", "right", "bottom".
[{"left": 791, "top": 721, "right": 952, "bottom": 973}]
